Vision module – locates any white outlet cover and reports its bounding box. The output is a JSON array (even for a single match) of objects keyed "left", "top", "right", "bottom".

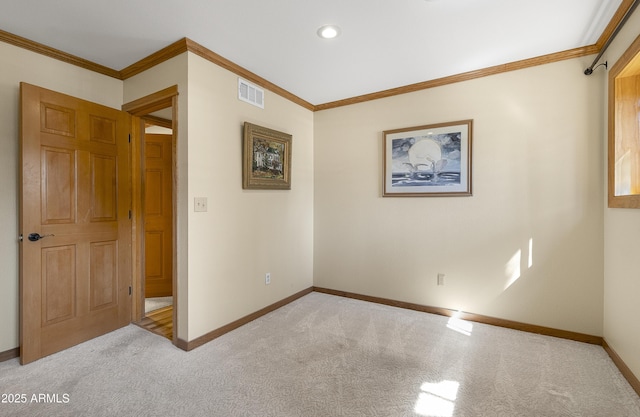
[{"left": 194, "top": 197, "right": 208, "bottom": 212}]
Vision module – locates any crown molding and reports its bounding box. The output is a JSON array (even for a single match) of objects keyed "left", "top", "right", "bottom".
[
  {"left": 117, "top": 37, "right": 315, "bottom": 111},
  {"left": 1, "top": 0, "right": 636, "bottom": 112},
  {"left": 0, "top": 28, "right": 120, "bottom": 79},
  {"left": 596, "top": 0, "right": 637, "bottom": 50},
  {"left": 314, "top": 45, "right": 599, "bottom": 111},
  {"left": 119, "top": 38, "right": 188, "bottom": 80},
  {"left": 182, "top": 38, "right": 315, "bottom": 111}
]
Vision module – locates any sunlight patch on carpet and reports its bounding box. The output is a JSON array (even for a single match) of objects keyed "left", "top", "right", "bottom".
[
  {"left": 414, "top": 380, "right": 460, "bottom": 417},
  {"left": 446, "top": 313, "right": 473, "bottom": 336}
]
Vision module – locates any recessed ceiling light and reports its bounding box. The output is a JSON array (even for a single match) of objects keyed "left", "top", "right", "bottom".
[{"left": 317, "top": 25, "right": 341, "bottom": 39}]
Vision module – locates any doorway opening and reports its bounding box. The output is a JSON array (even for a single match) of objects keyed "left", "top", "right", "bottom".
[
  {"left": 139, "top": 121, "right": 174, "bottom": 340},
  {"left": 122, "top": 86, "right": 178, "bottom": 344}
]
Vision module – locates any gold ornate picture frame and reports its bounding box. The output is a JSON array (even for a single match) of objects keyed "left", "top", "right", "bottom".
[{"left": 243, "top": 122, "right": 292, "bottom": 190}]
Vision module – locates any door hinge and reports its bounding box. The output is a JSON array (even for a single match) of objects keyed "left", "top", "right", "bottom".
[
  {"left": 128, "top": 134, "right": 131, "bottom": 143},
  {"left": 128, "top": 210, "right": 132, "bottom": 219},
  {"left": 129, "top": 286, "right": 132, "bottom": 295}
]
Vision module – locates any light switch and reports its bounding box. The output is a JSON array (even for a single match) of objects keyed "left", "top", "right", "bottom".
[{"left": 194, "top": 197, "right": 208, "bottom": 212}]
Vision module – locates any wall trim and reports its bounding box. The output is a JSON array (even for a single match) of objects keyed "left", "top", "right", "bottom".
[
  {"left": 119, "top": 38, "right": 189, "bottom": 80},
  {"left": 314, "top": 46, "right": 598, "bottom": 111},
  {"left": 143, "top": 115, "right": 172, "bottom": 129},
  {"left": 597, "top": 0, "right": 637, "bottom": 50},
  {"left": 119, "top": 38, "right": 315, "bottom": 111},
  {"left": 603, "top": 339, "right": 640, "bottom": 396},
  {"left": 0, "top": 347, "right": 19, "bottom": 363},
  {"left": 176, "top": 287, "right": 313, "bottom": 351},
  {"left": 1, "top": 0, "right": 636, "bottom": 112},
  {"left": 122, "top": 85, "right": 178, "bottom": 116},
  {"left": 0, "top": 29, "right": 121, "bottom": 79},
  {"left": 117, "top": 38, "right": 315, "bottom": 111},
  {"left": 313, "top": 287, "right": 603, "bottom": 344},
  {"left": 183, "top": 39, "right": 315, "bottom": 111}
]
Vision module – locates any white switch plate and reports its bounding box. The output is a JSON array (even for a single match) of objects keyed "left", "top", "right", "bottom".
[{"left": 194, "top": 197, "right": 208, "bottom": 212}]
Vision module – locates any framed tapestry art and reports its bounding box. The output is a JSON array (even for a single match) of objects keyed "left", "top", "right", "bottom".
[
  {"left": 383, "top": 120, "right": 472, "bottom": 197},
  {"left": 243, "top": 122, "right": 292, "bottom": 190}
]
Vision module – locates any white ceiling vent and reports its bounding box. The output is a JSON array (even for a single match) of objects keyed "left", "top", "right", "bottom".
[{"left": 238, "top": 78, "right": 264, "bottom": 109}]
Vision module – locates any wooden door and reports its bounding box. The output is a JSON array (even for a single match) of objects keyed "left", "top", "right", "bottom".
[
  {"left": 20, "top": 83, "right": 132, "bottom": 364},
  {"left": 143, "top": 134, "right": 173, "bottom": 298}
]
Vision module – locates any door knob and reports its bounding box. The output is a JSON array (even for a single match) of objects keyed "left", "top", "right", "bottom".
[{"left": 28, "top": 233, "right": 54, "bottom": 242}]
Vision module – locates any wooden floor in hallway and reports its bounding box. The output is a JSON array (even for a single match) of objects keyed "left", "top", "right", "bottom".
[{"left": 137, "top": 306, "right": 173, "bottom": 340}]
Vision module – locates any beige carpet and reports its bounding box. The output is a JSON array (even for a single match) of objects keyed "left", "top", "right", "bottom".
[{"left": 1, "top": 292, "right": 639, "bottom": 416}]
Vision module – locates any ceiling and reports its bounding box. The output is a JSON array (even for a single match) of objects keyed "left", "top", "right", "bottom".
[{"left": 0, "top": 0, "right": 624, "bottom": 106}]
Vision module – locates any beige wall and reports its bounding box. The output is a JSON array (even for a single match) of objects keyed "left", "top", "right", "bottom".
[
  {"left": 0, "top": 41, "right": 124, "bottom": 352},
  {"left": 314, "top": 57, "right": 605, "bottom": 336},
  {"left": 602, "top": 7, "right": 640, "bottom": 381},
  {"left": 185, "top": 53, "right": 314, "bottom": 340}
]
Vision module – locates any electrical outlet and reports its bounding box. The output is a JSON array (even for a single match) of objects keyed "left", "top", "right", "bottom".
[
  {"left": 194, "top": 197, "right": 207, "bottom": 212},
  {"left": 265, "top": 272, "right": 271, "bottom": 285},
  {"left": 437, "top": 273, "right": 445, "bottom": 286}
]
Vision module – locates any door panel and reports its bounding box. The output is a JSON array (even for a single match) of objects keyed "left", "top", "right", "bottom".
[
  {"left": 91, "top": 154, "right": 117, "bottom": 221},
  {"left": 41, "top": 245, "right": 76, "bottom": 324},
  {"left": 40, "top": 102, "right": 75, "bottom": 137},
  {"left": 41, "top": 147, "right": 76, "bottom": 223},
  {"left": 20, "top": 83, "right": 132, "bottom": 364},
  {"left": 89, "top": 241, "right": 118, "bottom": 310},
  {"left": 144, "top": 134, "right": 173, "bottom": 298}
]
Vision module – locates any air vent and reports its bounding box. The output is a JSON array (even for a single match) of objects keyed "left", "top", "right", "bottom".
[{"left": 238, "top": 78, "right": 264, "bottom": 109}]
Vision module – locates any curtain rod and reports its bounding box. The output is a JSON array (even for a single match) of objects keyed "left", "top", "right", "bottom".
[{"left": 584, "top": 0, "right": 640, "bottom": 75}]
